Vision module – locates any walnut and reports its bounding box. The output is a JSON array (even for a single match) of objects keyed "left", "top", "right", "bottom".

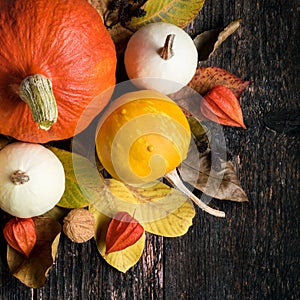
[{"left": 63, "top": 208, "right": 95, "bottom": 243}]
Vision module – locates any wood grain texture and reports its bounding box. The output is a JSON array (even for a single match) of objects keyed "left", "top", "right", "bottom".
[{"left": 0, "top": 0, "right": 299, "bottom": 299}]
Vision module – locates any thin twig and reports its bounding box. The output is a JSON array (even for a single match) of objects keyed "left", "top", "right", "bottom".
[{"left": 164, "top": 169, "right": 226, "bottom": 218}]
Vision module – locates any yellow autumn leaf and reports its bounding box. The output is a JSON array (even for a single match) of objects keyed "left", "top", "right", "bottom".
[
  {"left": 90, "top": 208, "right": 145, "bottom": 273},
  {"left": 129, "top": 0, "right": 206, "bottom": 30},
  {"left": 143, "top": 199, "right": 195, "bottom": 237},
  {"left": 90, "top": 178, "right": 195, "bottom": 237}
]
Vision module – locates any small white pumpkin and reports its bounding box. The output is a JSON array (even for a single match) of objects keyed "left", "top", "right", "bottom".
[
  {"left": 124, "top": 22, "right": 198, "bottom": 94},
  {"left": 0, "top": 142, "right": 65, "bottom": 218}
]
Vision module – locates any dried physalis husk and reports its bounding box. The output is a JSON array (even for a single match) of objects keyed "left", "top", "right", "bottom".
[
  {"left": 200, "top": 85, "right": 246, "bottom": 128},
  {"left": 105, "top": 211, "right": 144, "bottom": 254},
  {"left": 63, "top": 208, "right": 95, "bottom": 243},
  {"left": 3, "top": 217, "right": 36, "bottom": 257}
]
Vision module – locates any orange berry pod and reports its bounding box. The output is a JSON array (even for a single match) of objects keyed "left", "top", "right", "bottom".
[{"left": 200, "top": 85, "right": 246, "bottom": 128}]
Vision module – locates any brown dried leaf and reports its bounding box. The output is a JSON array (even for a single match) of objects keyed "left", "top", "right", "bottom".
[
  {"left": 188, "top": 66, "right": 251, "bottom": 99},
  {"left": 179, "top": 150, "right": 248, "bottom": 203},
  {"left": 194, "top": 19, "right": 242, "bottom": 61},
  {"left": 106, "top": 24, "right": 133, "bottom": 56},
  {"left": 7, "top": 217, "right": 61, "bottom": 288},
  {"left": 179, "top": 117, "right": 247, "bottom": 202},
  {"left": 89, "top": 0, "right": 138, "bottom": 55}
]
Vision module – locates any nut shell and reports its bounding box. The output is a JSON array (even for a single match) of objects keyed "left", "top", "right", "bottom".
[{"left": 63, "top": 208, "right": 95, "bottom": 243}]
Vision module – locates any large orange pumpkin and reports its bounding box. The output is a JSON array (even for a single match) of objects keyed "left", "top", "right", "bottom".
[{"left": 0, "top": 0, "right": 117, "bottom": 143}]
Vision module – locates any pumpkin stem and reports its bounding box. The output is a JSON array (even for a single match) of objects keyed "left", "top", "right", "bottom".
[
  {"left": 160, "top": 34, "right": 175, "bottom": 60},
  {"left": 11, "top": 170, "right": 30, "bottom": 185},
  {"left": 19, "top": 74, "right": 58, "bottom": 131}
]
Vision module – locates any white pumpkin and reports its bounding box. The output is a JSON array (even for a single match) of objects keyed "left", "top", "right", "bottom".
[
  {"left": 0, "top": 142, "right": 65, "bottom": 218},
  {"left": 124, "top": 22, "right": 198, "bottom": 94}
]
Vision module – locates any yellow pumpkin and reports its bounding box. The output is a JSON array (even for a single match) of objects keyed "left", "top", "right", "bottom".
[{"left": 95, "top": 90, "right": 191, "bottom": 185}]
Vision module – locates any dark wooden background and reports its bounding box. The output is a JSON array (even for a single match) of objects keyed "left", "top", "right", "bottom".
[{"left": 0, "top": 0, "right": 299, "bottom": 299}]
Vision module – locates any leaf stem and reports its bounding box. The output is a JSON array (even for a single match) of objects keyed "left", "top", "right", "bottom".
[{"left": 164, "top": 169, "right": 226, "bottom": 218}]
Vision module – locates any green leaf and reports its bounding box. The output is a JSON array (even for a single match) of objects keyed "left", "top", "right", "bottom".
[
  {"left": 7, "top": 217, "right": 61, "bottom": 288},
  {"left": 129, "top": 0, "right": 206, "bottom": 30},
  {"left": 194, "top": 19, "right": 242, "bottom": 61},
  {"left": 48, "top": 147, "right": 104, "bottom": 209},
  {"left": 91, "top": 178, "right": 195, "bottom": 237},
  {"left": 90, "top": 208, "right": 145, "bottom": 273}
]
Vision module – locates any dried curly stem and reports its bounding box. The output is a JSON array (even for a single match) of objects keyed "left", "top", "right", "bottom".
[{"left": 164, "top": 169, "right": 225, "bottom": 218}]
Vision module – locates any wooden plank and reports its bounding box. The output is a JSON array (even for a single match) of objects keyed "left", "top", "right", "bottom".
[
  {"left": 164, "top": 0, "right": 300, "bottom": 299},
  {"left": 38, "top": 234, "right": 163, "bottom": 299},
  {"left": 0, "top": 265, "right": 34, "bottom": 299}
]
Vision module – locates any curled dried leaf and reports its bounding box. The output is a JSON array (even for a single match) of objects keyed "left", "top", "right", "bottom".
[
  {"left": 7, "top": 217, "right": 62, "bottom": 288},
  {"left": 91, "top": 0, "right": 147, "bottom": 55},
  {"left": 194, "top": 19, "right": 242, "bottom": 61},
  {"left": 178, "top": 116, "right": 248, "bottom": 203},
  {"left": 179, "top": 151, "right": 248, "bottom": 203}
]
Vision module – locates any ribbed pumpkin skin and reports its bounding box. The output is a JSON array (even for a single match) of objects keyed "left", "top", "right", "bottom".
[{"left": 0, "top": 0, "right": 116, "bottom": 143}]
